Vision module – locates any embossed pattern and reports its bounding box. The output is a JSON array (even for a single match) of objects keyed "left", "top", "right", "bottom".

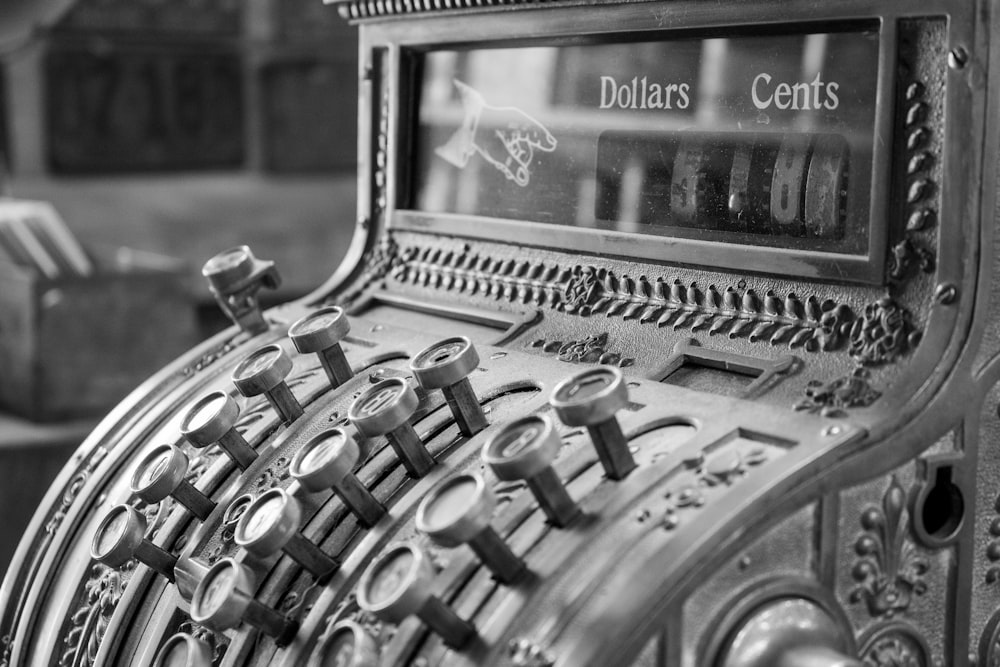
[
  {"left": 584, "top": 269, "right": 854, "bottom": 351},
  {"left": 334, "top": 0, "right": 559, "bottom": 21},
  {"left": 395, "top": 245, "right": 569, "bottom": 308},
  {"left": 389, "top": 241, "right": 858, "bottom": 354},
  {"left": 529, "top": 333, "right": 633, "bottom": 367},
  {"left": 850, "top": 476, "right": 929, "bottom": 618},
  {"left": 848, "top": 298, "right": 918, "bottom": 366},
  {"left": 795, "top": 368, "right": 882, "bottom": 416},
  {"left": 890, "top": 78, "right": 937, "bottom": 284}
]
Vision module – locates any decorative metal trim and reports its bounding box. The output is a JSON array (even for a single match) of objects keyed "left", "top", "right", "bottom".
[
  {"left": 978, "top": 607, "right": 1000, "bottom": 667},
  {"left": 509, "top": 638, "right": 555, "bottom": 667},
  {"left": 584, "top": 270, "right": 853, "bottom": 352},
  {"left": 985, "top": 418, "right": 1000, "bottom": 585},
  {"left": 44, "top": 446, "right": 109, "bottom": 536},
  {"left": 374, "top": 83, "right": 389, "bottom": 218},
  {"left": 334, "top": 0, "right": 569, "bottom": 21},
  {"left": 393, "top": 245, "right": 569, "bottom": 309},
  {"left": 848, "top": 298, "right": 919, "bottom": 366},
  {"left": 327, "top": 236, "right": 402, "bottom": 308},
  {"left": 528, "top": 332, "right": 633, "bottom": 367},
  {"left": 849, "top": 475, "right": 929, "bottom": 619},
  {"left": 889, "top": 30, "right": 939, "bottom": 287},
  {"left": 255, "top": 456, "right": 292, "bottom": 492},
  {"left": 888, "top": 238, "right": 934, "bottom": 284},
  {"left": 58, "top": 499, "right": 165, "bottom": 667},
  {"left": 58, "top": 564, "right": 129, "bottom": 667},
  {"left": 857, "top": 620, "right": 931, "bottom": 667},
  {"left": 389, "top": 242, "right": 858, "bottom": 354},
  {"left": 795, "top": 368, "right": 882, "bottom": 416},
  {"left": 180, "top": 337, "right": 239, "bottom": 378},
  {"left": 177, "top": 621, "right": 227, "bottom": 663}
]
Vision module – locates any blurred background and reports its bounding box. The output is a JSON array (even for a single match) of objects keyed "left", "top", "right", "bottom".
[{"left": 0, "top": 0, "right": 358, "bottom": 573}]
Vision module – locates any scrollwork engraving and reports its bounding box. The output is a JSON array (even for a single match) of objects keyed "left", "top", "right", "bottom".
[{"left": 59, "top": 564, "right": 129, "bottom": 667}]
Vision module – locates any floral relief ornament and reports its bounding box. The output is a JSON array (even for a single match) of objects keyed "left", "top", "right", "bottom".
[
  {"left": 849, "top": 298, "right": 919, "bottom": 366},
  {"left": 850, "top": 475, "right": 929, "bottom": 618}
]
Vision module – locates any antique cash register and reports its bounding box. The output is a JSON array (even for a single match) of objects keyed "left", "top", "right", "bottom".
[{"left": 3, "top": 0, "right": 1000, "bottom": 665}]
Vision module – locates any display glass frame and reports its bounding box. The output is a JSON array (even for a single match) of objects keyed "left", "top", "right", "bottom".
[{"left": 374, "top": 9, "right": 895, "bottom": 285}]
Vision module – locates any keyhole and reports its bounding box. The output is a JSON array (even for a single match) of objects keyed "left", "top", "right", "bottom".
[{"left": 921, "top": 465, "right": 964, "bottom": 540}]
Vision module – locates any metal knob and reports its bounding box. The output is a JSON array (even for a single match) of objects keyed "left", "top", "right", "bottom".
[
  {"left": 349, "top": 378, "right": 434, "bottom": 478},
  {"left": 483, "top": 415, "right": 579, "bottom": 527},
  {"left": 191, "top": 557, "right": 297, "bottom": 645},
  {"left": 235, "top": 488, "right": 339, "bottom": 579},
  {"left": 289, "top": 306, "right": 354, "bottom": 388},
  {"left": 312, "top": 620, "right": 378, "bottom": 667},
  {"left": 291, "top": 427, "right": 386, "bottom": 527},
  {"left": 202, "top": 245, "right": 280, "bottom": 335},
  {"left": 153, "top": 633, "right": 212, "bottom": 667},
  {"left": 358, "top": 542, "right": 475, "bottom": 648},
  {"left": 91, "top": 504, "right": 176, "bottom": 581},
  {"left": 410, "top": 337, "right": 487, "bottom": 437},
  {"left": 131, "top": 445, "right": 216, "bottom": 521},
  {"left": 180, "top": 391, "right": 257, "bottom": 471},
  {"left": 417, "top": 472, "right": 526, "bottom": 584},
  {"left": 550, "top": 366, "right": 635, "bottom": 480},
  {"left": 232, "top": 344, "right": 304, "bottom": 425},
  {"left": 718, "top": 598, "right": 863, "bottom": 667}
]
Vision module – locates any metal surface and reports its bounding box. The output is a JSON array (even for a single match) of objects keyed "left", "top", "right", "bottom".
[{"left": 3, "top": 1, "right": 1000, "bottom": 666}]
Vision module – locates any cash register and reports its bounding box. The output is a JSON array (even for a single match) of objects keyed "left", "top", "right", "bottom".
[{"left": 2, "top": 0, "right": 998, "bottom": 665}]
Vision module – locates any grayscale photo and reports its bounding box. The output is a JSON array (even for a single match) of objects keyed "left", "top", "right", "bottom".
[{"left": 0, "top": 1, "right": 991, "bottom": 665}]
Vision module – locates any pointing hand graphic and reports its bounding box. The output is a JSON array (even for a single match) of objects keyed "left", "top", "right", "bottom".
[{"left": 435, "top": 80, "right": 557, "bottom": 187}]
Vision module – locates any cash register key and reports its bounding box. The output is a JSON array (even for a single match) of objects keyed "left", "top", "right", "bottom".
[
  {"left": 410, "top": 337, "right": 488, "bottom": 437},
  {"left": 348, "top": 378, "right": 435, "bottom": 478},
  {"left": 180, "top": 390, "right": 258, "bottom": 471},
  {"left": 357, "top": 542, "right": 476, "bottom": 648},
  {"left": 91, "top": 504, "right": 177, "bottom": 582},
  {"left": 483, "top": 415, "right": 579, "bottom": 527},
  {"left": 290, "top": 427, "right": 386, "bottom": 527},
  {"left": 313, "top": 620, "right": 379, "bottom": 667},
  {"left": 416, "top": 472, "right": 527, "bottom": 584},
  {"left": 153, "top": 633, "right": 213, "bottom": 667},
  {"left": 173, "top": 556, "right": 211, "bottom": 603},
  {"left": 289, "top": 306, "right": 354, "bottom": 389},
  {"left": 235, "top": 488, "right": 340, "bottom": 579},
  {"left": 232, "top": 344, "right": 304, "bottom": 425},
  {"left": 191, "top": 557, "right": 297, "bottom": 644},
  {"left": 550, "top": 366, "right": 636, "bottom": 480},
  {"left": 202, "top": 245, "right": 280, "bottom": 336},
  {"left": 131, "top": 444, "right": 217, "bottom": 521}
]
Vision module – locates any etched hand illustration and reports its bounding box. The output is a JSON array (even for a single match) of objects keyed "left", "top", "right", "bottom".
[{"left": 435, "top": 79, "right": 557, "bottom": 187}]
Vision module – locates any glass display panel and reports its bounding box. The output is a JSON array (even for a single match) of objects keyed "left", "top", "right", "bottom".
[{"left": 411, "top": 27, "right": 879, "bottom": 254}]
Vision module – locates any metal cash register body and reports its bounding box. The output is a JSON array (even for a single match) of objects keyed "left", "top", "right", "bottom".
[{"left": 2, "top": 0, "right": 999, "bottom": 665}]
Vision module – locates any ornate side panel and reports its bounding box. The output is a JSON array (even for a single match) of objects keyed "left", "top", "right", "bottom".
[
  {"left": 972, "top": 383, "right": 1000, "bottom": 664},
  {"left": 837, "top": 467, "right": 947, "bottom": 667}
]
